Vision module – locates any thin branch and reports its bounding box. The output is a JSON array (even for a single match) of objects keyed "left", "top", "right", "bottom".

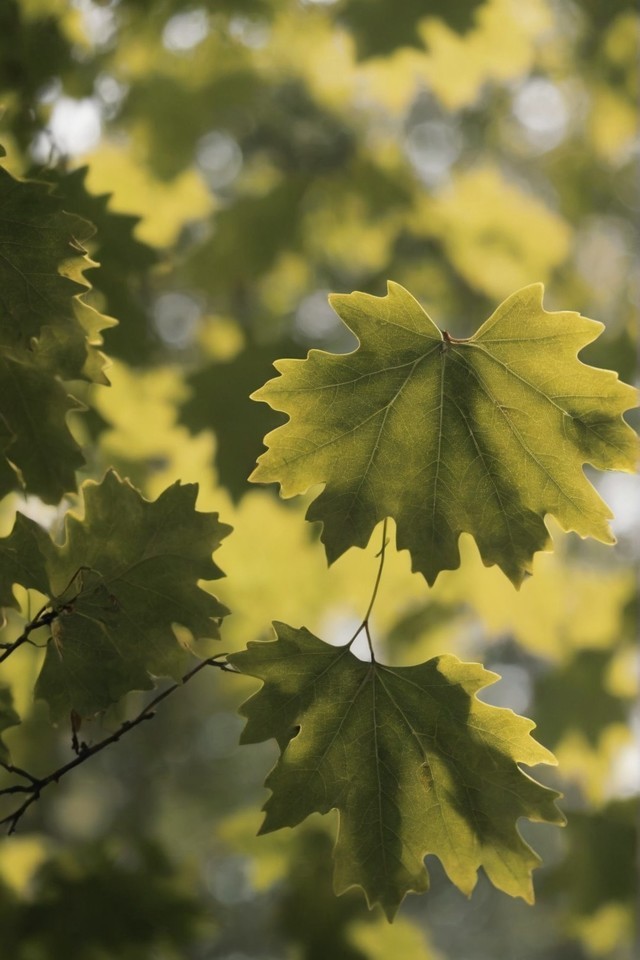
[
  {"left": 0, "top": 608, "right": 58, "bottom": 664},
  {"left": 0, "top": 566, "right": 106, "bottom": 666},
  {"left": 347, "top": 518, "right": 389, "bottom": 662},
  {"left": 0, "top": 654, "right": 239, "bottom": 834}
]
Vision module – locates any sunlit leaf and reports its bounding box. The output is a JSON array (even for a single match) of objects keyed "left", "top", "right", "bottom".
[
  {"left": 230, "top": 624, "right": 564, "bottom": 919},
  {"left": 252, "top": 282, "right": 637, "bottom": 586}
]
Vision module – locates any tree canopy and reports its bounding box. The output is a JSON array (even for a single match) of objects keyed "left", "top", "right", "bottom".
[{"left": 0, "top": 1, "right": 637, "bottom": 958}]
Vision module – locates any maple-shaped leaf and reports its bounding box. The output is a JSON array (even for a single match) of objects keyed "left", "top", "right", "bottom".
[
  {"left": 229, "top": 624, "right": 564, "bottom": 920},
  {"left": 0, "top": 163, "right": 112, "bottom": 383},
  {"left": 251, "top": 283, "right": 638, "bottom": 586},
  {"left": 43, "top": 166, "right": 157, "bottom": 364},
  {"left": 0, "top": 471, "right": 231, "bottom": 718},
  {"left": 0, "top": 160, "right": 115, "bottom": 501}
]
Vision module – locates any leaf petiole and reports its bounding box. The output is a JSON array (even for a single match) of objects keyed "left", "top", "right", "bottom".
[{"left": 346, "top": 518, "right": 389, "bottom": 661}]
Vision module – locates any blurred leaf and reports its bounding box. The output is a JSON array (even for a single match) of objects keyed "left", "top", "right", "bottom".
[
  {"left": 2, "top": 840, "right": 207, "bottom": 960},
  {"left": 543, "top": 800, "right": 637, "bottom": 918},
  {"left": 83, "top": 143, "right": 212, "bottom": 248},
  {"left": 533, "top": 650, "right": 633, "bottom": 749},
  {"left": 230, "top": 623, "right": 563, "bottom": 920},
  {"left": 252, "top": 282, "right": 637, "bottom": 586},
  {"left": 0, "top": 686, "right": 20, "bottom": 762},
  {"left": 186, "top": 177, "right": 307, "bottom": 300},
  {"left": 412, "top": 167, "right": 572, "bottom": 301},
  {"left": 277, "top": 827, "right": 373, "bottom": 960},
  {"left": 338, "top": 0, "right": 484, "bottom": 59},
  {"left": 349, "top": 915, "right": 440, "bottom": 960},
  {"left": 0, "top": 1, "right": 73, "bottom": 148}
]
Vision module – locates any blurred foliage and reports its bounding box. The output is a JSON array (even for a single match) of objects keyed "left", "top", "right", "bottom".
[{"left": 0, "top": 0, "right": 638, "bottom": 957}]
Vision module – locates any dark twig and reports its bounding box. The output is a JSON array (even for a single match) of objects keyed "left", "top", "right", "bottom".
[
  {"left": 0, "top": 567, "right": 106, "bottom": 666},
  {"left": 0, "top": 608, "right": 58, "bottom": 664},
  {"left": 0, "top": 654, "right": 238, "bottom": 834}
]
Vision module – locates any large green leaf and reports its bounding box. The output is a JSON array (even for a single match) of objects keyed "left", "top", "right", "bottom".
[
  {"left": 0, "top": 471, "right": 231, "bottom": 718},
  {"left": 251, "top": 283, "right": 637, "bottom": 586},
  {"left": 229, "top": 624, "right": 564, "bottom": 920}
]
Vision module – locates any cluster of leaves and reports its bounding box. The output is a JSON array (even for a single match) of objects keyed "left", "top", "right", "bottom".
[{"left": 0, "top": 0, "right": 638, "bottom": 957}]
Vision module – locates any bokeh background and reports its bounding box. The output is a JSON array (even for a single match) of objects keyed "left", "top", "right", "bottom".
[{"left": 0, "top": 0, "right": 638, "bottom": 957}]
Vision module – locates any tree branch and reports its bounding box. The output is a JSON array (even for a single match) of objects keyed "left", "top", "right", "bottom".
[
  {"left": 0, "top": 607, "right": 57, "bottom": 664},
  {"left": 0, "top": 654, "right": 238, "bottom": 834}
]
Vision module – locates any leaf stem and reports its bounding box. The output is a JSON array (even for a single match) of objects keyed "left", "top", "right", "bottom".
[
  {"left": 0, "top": 654, "right": 239, "bottom": 834},
  {"left": 347, "top": 518, "right": 389, "bottom": 662}
]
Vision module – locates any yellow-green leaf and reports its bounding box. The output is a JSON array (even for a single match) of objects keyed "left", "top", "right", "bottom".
[
  {"left": 251, "top": 282, "right": 637, "bottom": 586},
  {"left": 229, "top": 624, "right": 564, "bottom": 920}
]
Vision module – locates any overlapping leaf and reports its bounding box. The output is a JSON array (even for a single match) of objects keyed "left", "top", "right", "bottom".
[
  {"left": 0, "top": 160, "right": 114, "bottom": 501},
  {"left": 229, "top": 624, "right": 564, "bottom": 919},
  {"left": 0, "top": 470, "right": 231, "bottom": 718},
  {"left": 182, "top": 338, "right": 305, "bottom": 500},
  {"left": 44, "top": 166, "right": 157, "bottom": 364},
  {"left": 251, "top": 282, "right": 637, "bottom": 586}
]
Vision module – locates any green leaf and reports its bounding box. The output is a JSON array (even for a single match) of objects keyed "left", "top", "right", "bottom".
[
  {"left": 0, "top": 510, "right": 50, "bottom": 609},
  {"left": 0, "top": 353, "right": 85, "bottom": 503},
  {"left": 533, "top": 650, "right": 632, "bottom": 749},
  {"left": 0, "top": 686, "right": 20, "bottom": 763},
  {"left": 0, "top": 161, "right": 115, "bottom": 501},
  {"left": 181, "top": 338, "right": 305, "bottom": 501},
  {"left": 543, "top": 799, "right": 637, "bottom": 917},
  {"left": 338, "top": 0, "right": 484, "bottom": 59},
  {"left": 0, "top": 470, "right": 231, "bottom": 718},
  {"left": 251, "top": 283, "right": 638, "bottom": 586},
  {"left": 229, "top": 624, "right": 564, "bottom": 920},
  {"left": 43, "top": 166, "right": 157, "bottom": 364},
  {"left": 0, "top": 163, "right": 110, "bottom": 381}
]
